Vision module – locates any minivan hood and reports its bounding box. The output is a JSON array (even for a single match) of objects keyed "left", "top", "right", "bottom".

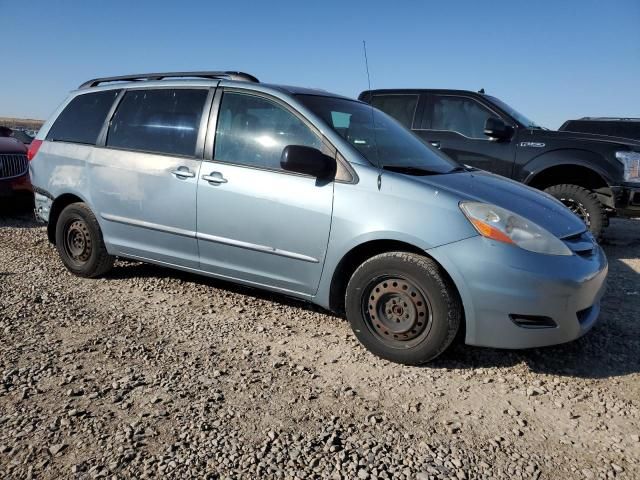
[{"left": 415, "top": 170, "right": 586, "bottom": 238}]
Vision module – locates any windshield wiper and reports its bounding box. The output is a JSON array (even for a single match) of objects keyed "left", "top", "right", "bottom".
[{"left": 382, "top": 165, "right": 445, "bottom": 176}]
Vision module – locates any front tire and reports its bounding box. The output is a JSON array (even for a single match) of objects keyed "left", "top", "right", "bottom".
[
  {"left": 544, "top": 184, "right": 606, "bottom": 239},
  {"left": 345, "top": 252, "right": 461, "bottom": 365},
  {"left": 55, "top": 203, "right": 114, "bottom": 278}
]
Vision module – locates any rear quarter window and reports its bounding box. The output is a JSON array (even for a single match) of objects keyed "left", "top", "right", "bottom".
[{"left": 46, "top": 90, "right": 120, "bottom": 145}]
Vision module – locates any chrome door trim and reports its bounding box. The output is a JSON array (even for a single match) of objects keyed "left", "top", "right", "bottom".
[
  {"left": 196, "top": 232, "right": 319, "bottom": 263},
  {"left": 101, "top": 213, "right": 196, "bottom": 238}
]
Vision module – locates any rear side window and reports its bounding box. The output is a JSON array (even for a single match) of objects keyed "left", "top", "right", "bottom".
[
  {"left": 107, "top": 89, "right": 208, "bottom": 157},
  {"left": 46, "top": 90, "right": 120, "bottom": 145},
  {"left": 370, "top": 95, "right": 419, "bottom": 128}
]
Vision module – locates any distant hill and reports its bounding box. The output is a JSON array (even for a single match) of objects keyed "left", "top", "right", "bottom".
[{"left": 0, "top": 117, "right": 44, "bottom": 130}]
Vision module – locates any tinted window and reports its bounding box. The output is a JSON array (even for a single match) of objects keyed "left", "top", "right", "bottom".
[
  {"left": 431, "top": 96, "right": 497, "bottom": 139},
  {"left": 215, "top": 92, "right": 322, "bottom": 170},
  {"left": 47, "top": 90, "right": 120, "bottom": 145},
  {"left": 370, "top": 94, "right": 419, "bottom": 128},
  {"left": 107, "top": 89, "right": 208, "bottom": 157}
]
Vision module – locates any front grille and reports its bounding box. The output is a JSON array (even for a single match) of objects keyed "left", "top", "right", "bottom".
[{"left": 0, "top": 153, "right": 28, "bottom": 179}]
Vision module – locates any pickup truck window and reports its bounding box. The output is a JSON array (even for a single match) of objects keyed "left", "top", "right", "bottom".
[
  {"left": 370, "top": 95, "right": 418, "bottom": 129},
  {"left": 431, "top": 96, "right": 496, "bottom": 139}
]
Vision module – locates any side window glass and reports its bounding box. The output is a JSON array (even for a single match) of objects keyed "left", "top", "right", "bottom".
[
  {"left": 214, "top": 92, "right": 323, "bottom": 170},
  {"left": 370, "top": 95, "right": 419, "bottom": 129},
  {"left": 107, "top": 89, "right": 208, "bottom": 157},
  {"left": 46, "top": 90, "right": 120, "bottom": 145},
  {"left": 431, "top": 96, "right": 497, "bottom": 139}
]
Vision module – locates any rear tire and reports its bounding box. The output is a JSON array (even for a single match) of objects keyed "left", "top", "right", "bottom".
[
  {"left": 55, "top": 203, "right": 114, "bottom": 278},
  {"left": 345, "top": 252, "right": 461, "bottom": 365},
  {"left": 544, "top": 184, "right": 606, "bottom": 239}
]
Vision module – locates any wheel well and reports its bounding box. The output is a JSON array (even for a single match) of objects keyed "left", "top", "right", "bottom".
[
  {"left": 329, "top": 240, "right": 438, "bottom": 315},
  {"left": 47, "top": 194, "right": 84, "bottom": 244},
  {"left": 527, "top": 165, "right": 612, "bottom": 198}
]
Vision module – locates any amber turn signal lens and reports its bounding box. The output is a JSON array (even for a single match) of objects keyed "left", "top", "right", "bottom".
[{"left": 469, "top": 218, "right": 514, "bottom": 244}]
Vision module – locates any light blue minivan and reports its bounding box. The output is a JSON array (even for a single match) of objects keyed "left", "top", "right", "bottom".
[{"left": 29, "top": 71, "right": 607, "bottom": 364}]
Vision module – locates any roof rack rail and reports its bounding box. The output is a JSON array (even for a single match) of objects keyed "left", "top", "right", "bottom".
[{"left": 79, "top": 71, "right": 259, "bottom": 89}]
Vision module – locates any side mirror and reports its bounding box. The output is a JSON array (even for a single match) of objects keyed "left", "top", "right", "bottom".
[
  {"left": 280, "top": 145, "right": 336, "bottom": 179},
  {"left": 484, "top": 117, "right": 514, "bottom": 141}
]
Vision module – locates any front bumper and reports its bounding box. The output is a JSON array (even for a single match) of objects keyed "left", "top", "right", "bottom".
[
  {"left": 612, "top": 184, "right": 640, "bottom": 217},
  {"left": 428, "top": 235, "right": 608, "bottom": 349}
]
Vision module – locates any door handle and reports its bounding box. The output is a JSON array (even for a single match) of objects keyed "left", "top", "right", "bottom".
[
  {"left": 429, "top": 140, "right": 441, "bottom": 149},
  {"left": 202, "top": 172, "right": 228, "bottom": 184},
  {"left": 171, "top": 168, "right": 195, "bottom": 178}
]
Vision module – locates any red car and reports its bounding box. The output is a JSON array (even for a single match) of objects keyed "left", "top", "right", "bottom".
[{"left": 0, "top": 136, "right": 32, "bottom": 202}]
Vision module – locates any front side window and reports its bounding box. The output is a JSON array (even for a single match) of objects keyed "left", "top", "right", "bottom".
[
  {"left": 297, "top": 94, "right": 458, "bottom": 173},
  {"left": 214, "top": 92, "right": 322, "bottom": 170},
  {"left": 431, "top": 96, "right": 497, "bottom": 139},
  {"left": 107, "top": 89, "right": 208, "bottom": 157},
  {"left": 46, "top": 90, "right": 120, "bottom": 145},
  {"left": 370, "top": 94, "right": 419, "bottom": 129}
]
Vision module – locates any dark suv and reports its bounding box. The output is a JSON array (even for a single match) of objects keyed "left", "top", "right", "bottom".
[{"left": 359, "top": 89, "right": 640, "bottom": 238}]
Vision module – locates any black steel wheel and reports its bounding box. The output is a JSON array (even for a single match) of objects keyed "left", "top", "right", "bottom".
[
  {"left": 363, "top": 276, "right": 433, "bottom": 348},
  {"left": 62, "top": 218, "right": 93, "bottom": 266},
  {"left": 55, "top": 203, "right": 114, "bottom": 277},
  {"left": 345, "top": 252, "right": 461, "bottom": 365}
]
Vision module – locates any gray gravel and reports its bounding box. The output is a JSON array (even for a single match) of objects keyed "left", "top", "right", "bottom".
[{"left": 1, "top": 206, "right": 639, "bottom": 479}]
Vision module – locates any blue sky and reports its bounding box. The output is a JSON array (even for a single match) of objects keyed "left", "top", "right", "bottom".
[{"left": 1, "top": 0, "right": 638, "bottom": 128}]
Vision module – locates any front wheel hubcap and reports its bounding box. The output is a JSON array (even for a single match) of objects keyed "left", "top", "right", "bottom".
[{"left": 364, "top": 277, "right": 432, "bottom": 346}]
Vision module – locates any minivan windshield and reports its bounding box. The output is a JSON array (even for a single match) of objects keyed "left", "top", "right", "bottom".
[
  {"left": 486, "top": 95, "right": 543, "bottom": 129},
  {"left": 297, "top": 95, "right": 459, "bottom": 174}
]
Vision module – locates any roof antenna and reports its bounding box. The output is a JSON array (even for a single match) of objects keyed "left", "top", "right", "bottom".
[
  {"left": 478, "top": 88, "right": 485, "bottom": 94},
  {"left": 363, "top": 40, "right": 382, "bottom": 190}
]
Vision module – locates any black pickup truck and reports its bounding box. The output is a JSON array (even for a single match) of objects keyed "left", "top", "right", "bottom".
[{"left": 359, "top": 89, "right": 640, "bottom": 238}]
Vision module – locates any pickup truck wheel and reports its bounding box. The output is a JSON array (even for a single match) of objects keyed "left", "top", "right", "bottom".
[
  {"left": 544, "top": 184, "right": 606, "bottom": 239},
  {"left": 55, "top": 203, "right": 114, "bottom": 278},
  {"left": 345, "top": 252, "right": 461, "bottom": 365}
]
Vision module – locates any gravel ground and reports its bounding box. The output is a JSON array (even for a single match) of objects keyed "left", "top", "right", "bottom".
[{"left": 1, "top": 204, "right": 639, "bottom": 480}]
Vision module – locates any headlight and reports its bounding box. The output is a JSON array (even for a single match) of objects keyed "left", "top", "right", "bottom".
[
  {"left": 459, "top": 202, "right": 572, "bottom": 256},
  {"left": 616, "top": 151, "right": 640, "bottom": 183}
]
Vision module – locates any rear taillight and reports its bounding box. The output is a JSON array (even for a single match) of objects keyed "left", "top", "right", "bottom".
[{"left": 27, "top": 139, "right": 43, "bottom": 161}]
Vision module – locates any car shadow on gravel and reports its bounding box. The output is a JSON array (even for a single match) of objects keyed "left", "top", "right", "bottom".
[
  {"left": 107, "top": 260, "right": 340, "bottom": 317},
  {"left": 0, "top": 197, "right": 39, "bottom": 228}
]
